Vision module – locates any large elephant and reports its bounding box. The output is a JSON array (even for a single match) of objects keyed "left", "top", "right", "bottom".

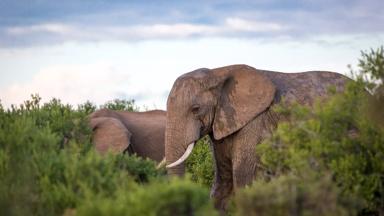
[
  {"left": 164, "top": 64, "right": 348, "bottom": 209},
  {"left": 89, "top": 109, "right": 165, "bottom": 162}
]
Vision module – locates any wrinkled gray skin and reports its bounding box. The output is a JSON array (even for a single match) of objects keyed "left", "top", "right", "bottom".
[
  {"left": 89, "top": 109, "right": 165, "bottom": 162},
  {"left": 165, "top": 64, "right": 348, "bottom": 210}
]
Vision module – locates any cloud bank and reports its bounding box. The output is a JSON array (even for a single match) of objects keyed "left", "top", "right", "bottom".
[
  {"left": 0, "top": 0, "right": 383, "bottom": 109},
  {"left": 0, "top": 62, "right": 166, "bottom": 109},
  {"left": 0, "top": 0, "right": 383, "bottom": 47}
]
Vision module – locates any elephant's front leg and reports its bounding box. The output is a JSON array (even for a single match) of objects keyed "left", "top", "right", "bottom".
[
  {"left": 232, "top": 138, "right": 260, "bottom": 188},
  {"left": 232, "top": 111, "right": 278, "bottom": 188},
  {"left": 210, "top": 138, "right": 234, "bottom": 212}
]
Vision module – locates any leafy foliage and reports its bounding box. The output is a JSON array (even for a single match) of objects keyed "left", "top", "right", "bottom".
[
  {"left": 358, "top": 46, "right": 384, "bottom": 86},
  {"left": 186, "top": 136, "right": 214, "bottom": 188},
  {"left": 357, "top": 46, "right": 384, "bottom": 128},
  {"left": 232, "top": 174, "right": 360, "bottom": 216},
  {"left": 0, "top": 96, "right": 216, "bottom": 216},
  {"left": 77, "top": 178, "right": 217, "bottom": 216},
  {"left": 100, "top": 99, "right": 138, "bottom": 111}
]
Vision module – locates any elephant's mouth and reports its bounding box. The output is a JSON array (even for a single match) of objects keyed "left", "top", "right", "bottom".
[{"left": 166, "top": 142, "right": 195, "bottom": 168}]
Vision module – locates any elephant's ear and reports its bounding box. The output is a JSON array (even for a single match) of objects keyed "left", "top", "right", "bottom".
[
  {"left": 212, "top": 65, "right": 276, "bottom": 140},
  {"left": 90, "top": 117, "right": 131, "bottom": 154}
]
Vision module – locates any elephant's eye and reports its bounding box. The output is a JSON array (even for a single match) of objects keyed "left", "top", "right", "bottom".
[{"left": 191, "top": 104, "right": 200, "bottom": 115}]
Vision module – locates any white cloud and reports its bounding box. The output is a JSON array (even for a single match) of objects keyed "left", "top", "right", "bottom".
[
  {"left": 119, "top": 18, "right": 285, "bottom": 38},
  {"left": 7, "top": 23, "right": 73, "bottom": 35},
  {"left": 125, "top": 23, "right": 217, "bottom": 38},
  {"left": 2, "top": 34, "right": 382, "bottom": 110},
  {"left": 4, "top": 17, "right": 287, "bottom": 43},
  {"left": 2, "top": 1, "right": 383, "bottom": 48},
  {"left": 225, "top": 17, "right": 286, "bottom": 32},
  {"left": 0, "top": 62, "right": 167, "bottom": 109}
]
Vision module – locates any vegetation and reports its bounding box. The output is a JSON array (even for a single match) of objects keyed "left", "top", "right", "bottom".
[
  {"left": 0, "top": 96, "right": 214, "bottom": 216},
  {"left": 100, "top": 99, "right": 138, "bottom": 111},
  {"left": 231, "top": 174, "right": 360, "bottom": 216},
  {"left": 0, "top": 46, "right": 383, "bottom": 215},
  {"left": 186, "top": 136, "right": 214, "bottom": 188}
]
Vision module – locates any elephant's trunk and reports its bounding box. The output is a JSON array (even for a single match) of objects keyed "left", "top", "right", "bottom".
[
  {"left": 165, "top": 122, "right": 191, "bottom": 176},
  {"left": 165, "top": 95, "right": 202, "bottom": 176}
]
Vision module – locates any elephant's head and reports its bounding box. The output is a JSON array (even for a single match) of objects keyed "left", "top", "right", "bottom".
[
  {"left": 165, "top": 64, "right": 276, "bottom": 175},
  {"left": 89, "top": 109, "right": 131, "bottom": 155}
]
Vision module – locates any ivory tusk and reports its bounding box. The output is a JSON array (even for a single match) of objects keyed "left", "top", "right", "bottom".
[
  {"left": 156, "top": 157, "right": 166, "bottom": 169},
  {"left": 166, "top": 142, "right": 195, "bottom": 168}
]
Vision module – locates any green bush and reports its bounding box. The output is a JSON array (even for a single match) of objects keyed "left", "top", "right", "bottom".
[
  {"left": 255, "top": 47, "right": 384, "bottom": 214},
  {"left": 0, "top": 96, "right": 217, "bottom": 216},
  {"left": 0, "top": 96, "right": 130, "bottom": 215},
  {"left": 232, "top": 174, "right": 359, "bottom": 216},
  {"left": 186, "top": 136, "right": 214, "bottom": 188},
  {"left": 114, "top": 153, "right": 165, "bottom": 183},
  {"left": 100, "top": 99, "right": 138, "bottom": 111},
  {"left": 0, "top": 114, "right": 60, "bottom": 216},
  {"left": 36, "top": 150, "right": 138, "bottom": 215},
  {"left": 77, "top": 178, "right": 217, "bottom": 216}
]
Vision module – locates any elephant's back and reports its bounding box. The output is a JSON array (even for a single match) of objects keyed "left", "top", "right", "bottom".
[
  {"left": 117, "top": 110, "right": 166, "bottom": 162},
  {"left": 89, "top": 108, "right": 120, "bottom": 119},
  {"left": 117, "top": 110, "right": 166, "bottom": 125},
  {"left": 259, "top": 70, "right": 350, "bottom": 106}
]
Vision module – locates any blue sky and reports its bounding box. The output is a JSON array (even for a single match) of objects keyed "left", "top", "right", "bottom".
[{"left": 0, "top": 0, "right": 383, "bottom": 109}]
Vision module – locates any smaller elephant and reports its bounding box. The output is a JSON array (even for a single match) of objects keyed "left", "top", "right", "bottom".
[{"left": 89, "top": 109, "right": 166, "bottom": 162}]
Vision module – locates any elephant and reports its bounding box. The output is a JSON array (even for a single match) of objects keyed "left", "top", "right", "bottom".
[
  {"left": 89, "top": 108, "right": 166, "bottom": 162},
  {"left": 164, "top": 64, "right": 349, "bottom": 210}
]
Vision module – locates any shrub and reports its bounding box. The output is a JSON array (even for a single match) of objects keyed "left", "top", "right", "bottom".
[
  {"left": 0, "top": 97, "right": 168, "bottom": 216},
  {"left": 8, "top": 95, "right": 94, "bottom": 148},
  {"left": 77, "top": 178, "right": 217, "bottom": 216},
  {"left": 0, "top": 96, "right": 218, "bottom": 216},
  {"left": 186, "top": 136, "right": 214, "bottom": 188},
  {"left": 114, "top": 153, "right": 165, "bottom": 183},
  {"left": 35, "top": 148, "right": 165, "bottom": 215},
  {"left": 36, "top": 149, "right": 139, "bottom": 215},
  {"left": 232, "top": 174, "right": 359, "bottom": 216},
  {"left": 100, "top": 99, "right": 138, "bottom": 111},
  {"left": 0, "top": 114, "right": 60, "bottom": 216}
]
